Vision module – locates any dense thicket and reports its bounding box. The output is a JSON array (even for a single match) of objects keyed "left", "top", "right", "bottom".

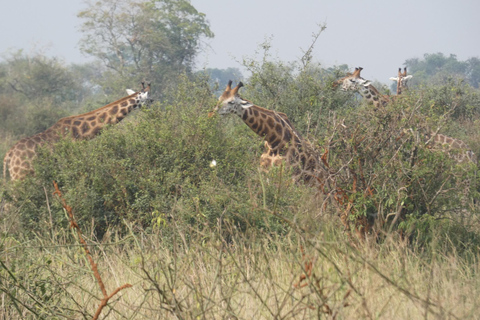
[{"left": 2, "top": 54, "right": 479, "bottom": 245}]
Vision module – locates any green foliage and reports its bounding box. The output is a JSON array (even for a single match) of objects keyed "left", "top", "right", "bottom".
[
  {"left": 241, "top": 42, "right": 353, "bottom": 139},
  {"left": 415, "top": 77, "right": 480, "bottom": 121},
  {"left": 325, "top": 91, "right": 480, "bottom": 243},
  {"left": 2, "top": 41, "right": 480, "bottom": 255},
  {"left": 7, "top": 75, "right": 312, "bottom": 239}
]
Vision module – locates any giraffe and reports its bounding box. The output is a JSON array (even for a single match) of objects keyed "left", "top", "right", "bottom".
[
  {"left": 424, "top": 132, "right": 476, "bottom": 163},
  {"left": 336, "top": 66, "right": 476, "bottom": 163},
  {"left": 334, "top": 67, "right": 390, "bottom": 108},
  {"left": 211, "top": 80, "right": 329, "bottom": 185},
  {"left": 335, "top": 67, "right": 479, "bottom": 231},
  {"left": 388, "top": 67, "right": 476, "bottom": 164},
  {"left": 212, "top": 81, "right": 382, "bottom": 237},
  {"left": 389, "top": 67, "right": 413, "bottom": 95},
  {"left": 3, "top": 83, "right": 151, "bottom": 181}
]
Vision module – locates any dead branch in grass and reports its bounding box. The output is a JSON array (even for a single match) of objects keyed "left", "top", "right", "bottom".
[{"left": 53, "top": 181, "right": 132, "bottom": 320}]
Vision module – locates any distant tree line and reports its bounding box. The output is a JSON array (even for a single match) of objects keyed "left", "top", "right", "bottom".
[{"left": 406, "top": 53, "right": 480, "bottom": 88}]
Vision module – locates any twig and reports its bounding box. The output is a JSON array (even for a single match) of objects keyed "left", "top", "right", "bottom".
[
  {"left": 53, "top": 181, "right": 132, "bottom": 320},
  {"left": 43, "top": 186, "right": 54, "bottom": 238}
]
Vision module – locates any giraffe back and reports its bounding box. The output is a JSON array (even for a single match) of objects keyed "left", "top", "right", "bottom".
[{"left": 3, "top": 84, "right": 151, "bottom": 181}]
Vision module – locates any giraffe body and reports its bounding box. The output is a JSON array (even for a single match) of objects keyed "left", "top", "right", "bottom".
[
  {"left": 425, "top": 132, "right": 477, "bottom": 164},
  {"left": 259, "top": 142, "right": 285, "bottom": 169},
  {"left": 388, "top": 67, "right": 476, "bottom": 164},
  {"left": 213, "top": 81, "right": 327, "bottom": 184},
  {"left": 3, "top": 84, "right": 150, "bottom": 181}
]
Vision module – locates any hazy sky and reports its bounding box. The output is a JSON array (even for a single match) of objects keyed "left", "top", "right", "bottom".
[{"left": 1, "top": 0, "right": 479, "bottom": 84}]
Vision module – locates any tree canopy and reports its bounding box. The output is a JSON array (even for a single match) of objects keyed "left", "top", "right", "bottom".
[{"left": 78, "top": 0, "right": 214, "bottom": 92}]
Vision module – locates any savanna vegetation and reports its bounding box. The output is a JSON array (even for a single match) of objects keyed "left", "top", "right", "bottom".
[{"left": 2, "top": 1, "right": 480, "bottom": 319}]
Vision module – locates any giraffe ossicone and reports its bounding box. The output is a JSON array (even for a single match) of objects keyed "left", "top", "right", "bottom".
[
  {"left": 3, "top": 83, "right": 151, "bottom": 181},
  {"left": 389, "top": 67, "right": 413, "bottom": 95},
  {"left": 388, "top": 67, "right": 475, "bottom": 164},
  {"left": 213, "top": 80, "right": 328, "bottom": 185},
  {"left": 335, "top": 67, "right": 389, "bottom": 108}
]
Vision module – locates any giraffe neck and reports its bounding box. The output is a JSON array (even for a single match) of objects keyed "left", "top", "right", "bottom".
[
  {"left": 396, "top": 81, "right": 402, "bottom": 95},
  {"left": 236, "top": 104, "right": 326, "bottom": 183},
  {"left": 397, "top": 78, "right": 408, "bottom": 95},
  {"left": 237, "top": 105, "right": 301, "bottom": 154},
  {"left": 48, "top": 93, "right": 142, "bottom": 140},
  {"left": 358, "top": 84, "right": 389, "bottom": 108},
  {"left": 3, "top": 91, "right": 145, "bottom": 181}
]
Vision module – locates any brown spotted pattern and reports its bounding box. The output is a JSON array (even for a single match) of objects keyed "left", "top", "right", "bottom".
[
  {"left": 214, "top": 81, "right": 327, "bottom": 184},
  {"left": 390, "top": 67, "right": 476, "bottom": 164},
  {"left": 3, "top": 84, "right": 150, "bottom": 181},
  {"left": 335, "top": 67, "right": 390, "bottom": 108},
  {"left": 426, "top": 132, "right": 477, "bottom": 164}
]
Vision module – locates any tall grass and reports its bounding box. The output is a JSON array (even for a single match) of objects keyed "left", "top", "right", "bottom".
[{"left": 2, "top": 195, "right": 480, "bottom": 319}]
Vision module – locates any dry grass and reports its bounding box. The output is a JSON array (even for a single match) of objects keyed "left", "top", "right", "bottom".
[{"left": 1, "top": 203, "right": 480, "bottom": 320}]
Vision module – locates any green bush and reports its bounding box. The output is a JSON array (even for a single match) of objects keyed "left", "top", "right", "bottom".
[
  {"left": 3, "top": 55, "right": 480, "bottom": 252},
  {"left": 6, "top": 75, "right": 321, "bottom": 240}
]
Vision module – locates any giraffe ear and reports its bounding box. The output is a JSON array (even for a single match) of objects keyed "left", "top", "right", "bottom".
[
  {"left": 126, "top": 89, "right": 136, "bottom": 95},
  {"left": 240, "top": 100, "right": 253, "bottom": 108},
  {"left": 404, "top": 75, "right": 413, "bottom": 80},
  {"left": 389, "top": 77, "right": 399, "bottom": 81}
]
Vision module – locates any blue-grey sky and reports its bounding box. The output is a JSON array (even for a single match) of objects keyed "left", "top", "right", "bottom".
[{"left": 1, "top": 0, "right": 479, "bottom": 84}]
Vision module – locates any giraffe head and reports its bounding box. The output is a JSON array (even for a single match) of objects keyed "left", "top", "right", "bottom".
[
  {"left": 389, "top": 67, "right": 412, "bottom": 94},
  {"left": 334, "top": 67, "right": 371, "bottom": 92},
  {"left": 212, "top": 80, "right": 253, "bottom": 116},
  {"left": 126, "top": 82, "right": 152, "bottom": 107}
]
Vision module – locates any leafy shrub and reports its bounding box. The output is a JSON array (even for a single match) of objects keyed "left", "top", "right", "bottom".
[
  {"left": 4, "top": 52, "right": 480, "bottom": 252},
  {"left": 6, "top": 75, "right": 321, "bottom": 240},
  {"left": 235, "top": 49, "right": 480, "bottom": 246}
]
